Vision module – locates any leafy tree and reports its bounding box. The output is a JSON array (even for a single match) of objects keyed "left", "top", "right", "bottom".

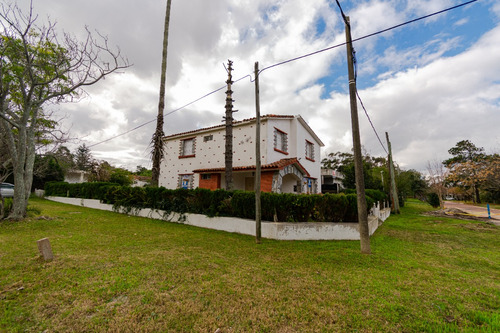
[
  {"left": 89, "top": 161, "right": 113, "bottom": 183},
  {"left": 443, "top": 140, "right": 487, "bottom": 203},
  {"left": 52, "top": 146, "right": 75, "bottom": 174},
  {"left": 135, "top": 165, "right": 152, "bottom": 177},
  {"left": 74, "top": 144, "right": 94, "bottom": 171},
  {"left": 397, "top": 169, "right": 427, "bottom": 199},
  {"left": 322, "top": 151, "right": 385, "bottom": 190},
  {"left": 476, "top": 154, "right": 500, "bottom": 203},
  {"left": 0, "top": 3, "right": 129, "bottom": 219},
  {"left": 32, "top": 155, "right": 64, "bottom": 190},
  {"left": 110, "top": 168, "right": 133, "bottom": 186}
]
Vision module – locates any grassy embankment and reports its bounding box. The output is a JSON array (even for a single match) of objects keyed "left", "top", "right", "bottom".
[{"left": 1, "top": 198, "right": 499, "bottom": 332}]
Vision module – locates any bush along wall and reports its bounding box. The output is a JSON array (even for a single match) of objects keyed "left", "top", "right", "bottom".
[{"left": 45, "top": 182, "right": 386, "bottom": 223}]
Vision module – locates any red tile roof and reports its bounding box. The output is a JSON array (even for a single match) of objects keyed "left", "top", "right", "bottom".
[{"left": 192, "top": 157, "right": 311, "bottom": 177}]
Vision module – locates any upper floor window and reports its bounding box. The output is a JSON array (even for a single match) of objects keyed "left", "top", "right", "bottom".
[
  {"left": 274, "top": 128, "right": 288, "bottom": 154},
  {"left": 203, "top": 134, "right": 213, "bottom": 142},
  {"left": 305, "top": 140, "right": 315, "bottom": 161},
  {"left": 180, "top": 138, "right": 195, "bottom": 158}
]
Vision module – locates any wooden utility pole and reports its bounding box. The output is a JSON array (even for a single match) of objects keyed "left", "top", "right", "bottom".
[
  {"left": 224, "top": 60, "right": 236, "bottom": 190},
  {"left": 345, "top": 17, "right": 371, "bottom": 254},
  {"left": 151, "top": 0, "right": 173, "bottom": 187},
  {"left": 254, "top": 62, "right": 262, "bottom": 244},
  {"left": 385, "top": 132, "right": 400, "bottom": 214}
]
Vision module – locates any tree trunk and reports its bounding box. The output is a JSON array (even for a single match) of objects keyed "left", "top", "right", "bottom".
[
  {"left": 151, "top": 0, "right": 172, "bottom": 187},
  {"left": 474, "top": 184, "right": 481, "bottom": 204},
  {"left": 8, "top": 108, "right": 38, "bottom": 220},
  {"left": 224, "top": 60, "right": 235, "bottom": 191}
]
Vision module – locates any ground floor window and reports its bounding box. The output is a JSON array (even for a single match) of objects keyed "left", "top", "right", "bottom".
[{"left": 178, "top": 174, "right": 193, "bottom": 189}]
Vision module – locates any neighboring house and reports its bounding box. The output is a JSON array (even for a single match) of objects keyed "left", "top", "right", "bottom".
[
  {"left": 65, "top": 170, "right": 89, "bottom": 184},
  {"left": 321, "top": 168, "right": 344, "bottom": 193},
  {"left": 159, "top": 115, "right": 324, "bottom": 194},
  {"left": 132, "top": 176, "right": 151, "bottom": 187}
]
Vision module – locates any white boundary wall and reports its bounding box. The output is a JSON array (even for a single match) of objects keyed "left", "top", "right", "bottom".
[{"left": 46, "top": 196, "right": 390, "bottom": 241}]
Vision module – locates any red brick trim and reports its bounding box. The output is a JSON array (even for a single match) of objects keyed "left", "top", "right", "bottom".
[
  {"left": 260, "top": 171, "right": 274, "bottom": 192},
  {"left": 274, "top": 148, "right": 289, "bottom": 155},
  {"left": 199, "top": 173, "right": 221, "bottom": 190},
  {"left": 274, "top": 127, "right": 288, "bottom": 135},
  {"left": 274, "top": 127, "right": 288, "bottom": 154},
  {"left": 305, "top": 139, "right": 315, "bottom": 161}
]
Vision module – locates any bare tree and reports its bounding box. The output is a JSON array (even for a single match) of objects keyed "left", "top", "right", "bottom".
[
  {"left": 426, "top": 160, "right": 448, "bottom": 209},
  {"left": 151, "top": 0, "right": 173, "bottom": 187},
  {"left": 0, "top": 2, "right": 130, "bottom": 219}
]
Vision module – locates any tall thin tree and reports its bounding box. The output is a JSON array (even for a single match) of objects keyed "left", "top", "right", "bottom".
[
  {"left": 151, "top": 0, "right": 173, "bottom": 187},
  {"left": 224, "top": 60, "right": 236, "bottom": 190}
]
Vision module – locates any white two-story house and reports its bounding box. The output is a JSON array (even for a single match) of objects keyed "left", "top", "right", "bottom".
[{"left": 159, "top": 114, "right": 324, "bottom": 194}]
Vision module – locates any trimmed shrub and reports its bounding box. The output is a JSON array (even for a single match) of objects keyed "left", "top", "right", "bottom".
[
  {"left": 47, "top": 183, "right": 387, "bottom": 223},
  {"left": 231, "top": 191, "right": 255, "bottom": 219},
  {"left": 44, "top": 182, "right": 70, "bottom": 197},
  {"left": 315, "top": 193, "right": 349, "bottom": 222},
  {"left": 365, "top": 189, "right": 387, "bottom": 204},
  {"left": 428, "top": 192, "right": 440, "bottom": 208},
  {"left": 45, "top": 182, "right": 120, "bottom": 199}
]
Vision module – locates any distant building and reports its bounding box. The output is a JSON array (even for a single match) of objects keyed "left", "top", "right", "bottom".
[
  {"left": 132, "top": 176, "right": 151, "bottom": 187},
  {"left": 64, "top": 170, "right": 89, "bottom": 184},
  {"left": 159, "top": 115, "right": 324, "bottom": 194},
  {"left": 321, "top": 168, "right": 344, "bottom": 193}
]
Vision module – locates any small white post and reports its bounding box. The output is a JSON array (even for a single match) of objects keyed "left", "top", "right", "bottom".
[{"left": 37, "top": 238, "right": 54, "bottom": 261}]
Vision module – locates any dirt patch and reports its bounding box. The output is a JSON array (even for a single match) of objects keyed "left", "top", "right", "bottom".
[
  {"left": 460, "top": 223, "right": 497, "bottom": 231},
  {"left": 423, "top": 208, "right": 496, "bottom": 223}
]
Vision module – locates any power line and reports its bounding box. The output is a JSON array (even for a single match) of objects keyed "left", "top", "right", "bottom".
[
  {"left": 88, "top": 84, "right": 227, "bottom": 148},
  {"left": 351, "top": 0, "right": 478, "bottom": 44},
  {"left": 356, "top": 90, "right": 388, "bottom": 154},
  {"left": 88, "top": 0, "right": 477, "bottom": 148},
  {"left": 332, "top": 0, "right": 479, "bottom": 155},
  {"left": 257, "top": 0, "right": 477, "bottom": 76}
]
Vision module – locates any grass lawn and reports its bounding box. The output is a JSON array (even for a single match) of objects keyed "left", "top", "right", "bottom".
[{"left": 1, "top": 198, "right": 499, "bottom": 332}]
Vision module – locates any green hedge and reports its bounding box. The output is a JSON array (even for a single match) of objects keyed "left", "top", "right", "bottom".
[
  {"left": 45, "top": 182, "right": 120, "bottom": 199},
  {"left": 45, "top": 182, "right": 387, "bottom": 222}
]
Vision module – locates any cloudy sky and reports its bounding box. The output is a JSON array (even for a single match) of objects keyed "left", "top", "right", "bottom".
[{"left": 15, "top": 0, "right": 500, "bottom": 173}]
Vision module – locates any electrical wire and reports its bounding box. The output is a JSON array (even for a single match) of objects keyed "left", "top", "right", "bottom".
[
  {"left": 257, "top": 0, "right": 477, "bottom": 76},
  {"left": 356, "top": 90, "right": 388, "bottom": 154},
  {"left": 351, "top": 0, "right": 478, "bottom": 44},
  {"left": 88, "top": 84, "right": 228, "bottom": 148},
  {"left": 88, "top": 0, "right": 478, "bottom": 149}
]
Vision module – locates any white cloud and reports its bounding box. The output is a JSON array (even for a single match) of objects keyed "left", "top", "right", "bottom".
[{"left": 12, "top": 0, "right": 498, "bottom": 173}]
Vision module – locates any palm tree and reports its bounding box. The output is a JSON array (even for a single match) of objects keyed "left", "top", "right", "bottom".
[{"left": 151, "top": 0, "right": 173, "bottom": 186}]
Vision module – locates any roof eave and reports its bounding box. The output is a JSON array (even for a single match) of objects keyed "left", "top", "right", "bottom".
[{"left": 296, "top": 115, "right": 325, "bottom": 147}]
